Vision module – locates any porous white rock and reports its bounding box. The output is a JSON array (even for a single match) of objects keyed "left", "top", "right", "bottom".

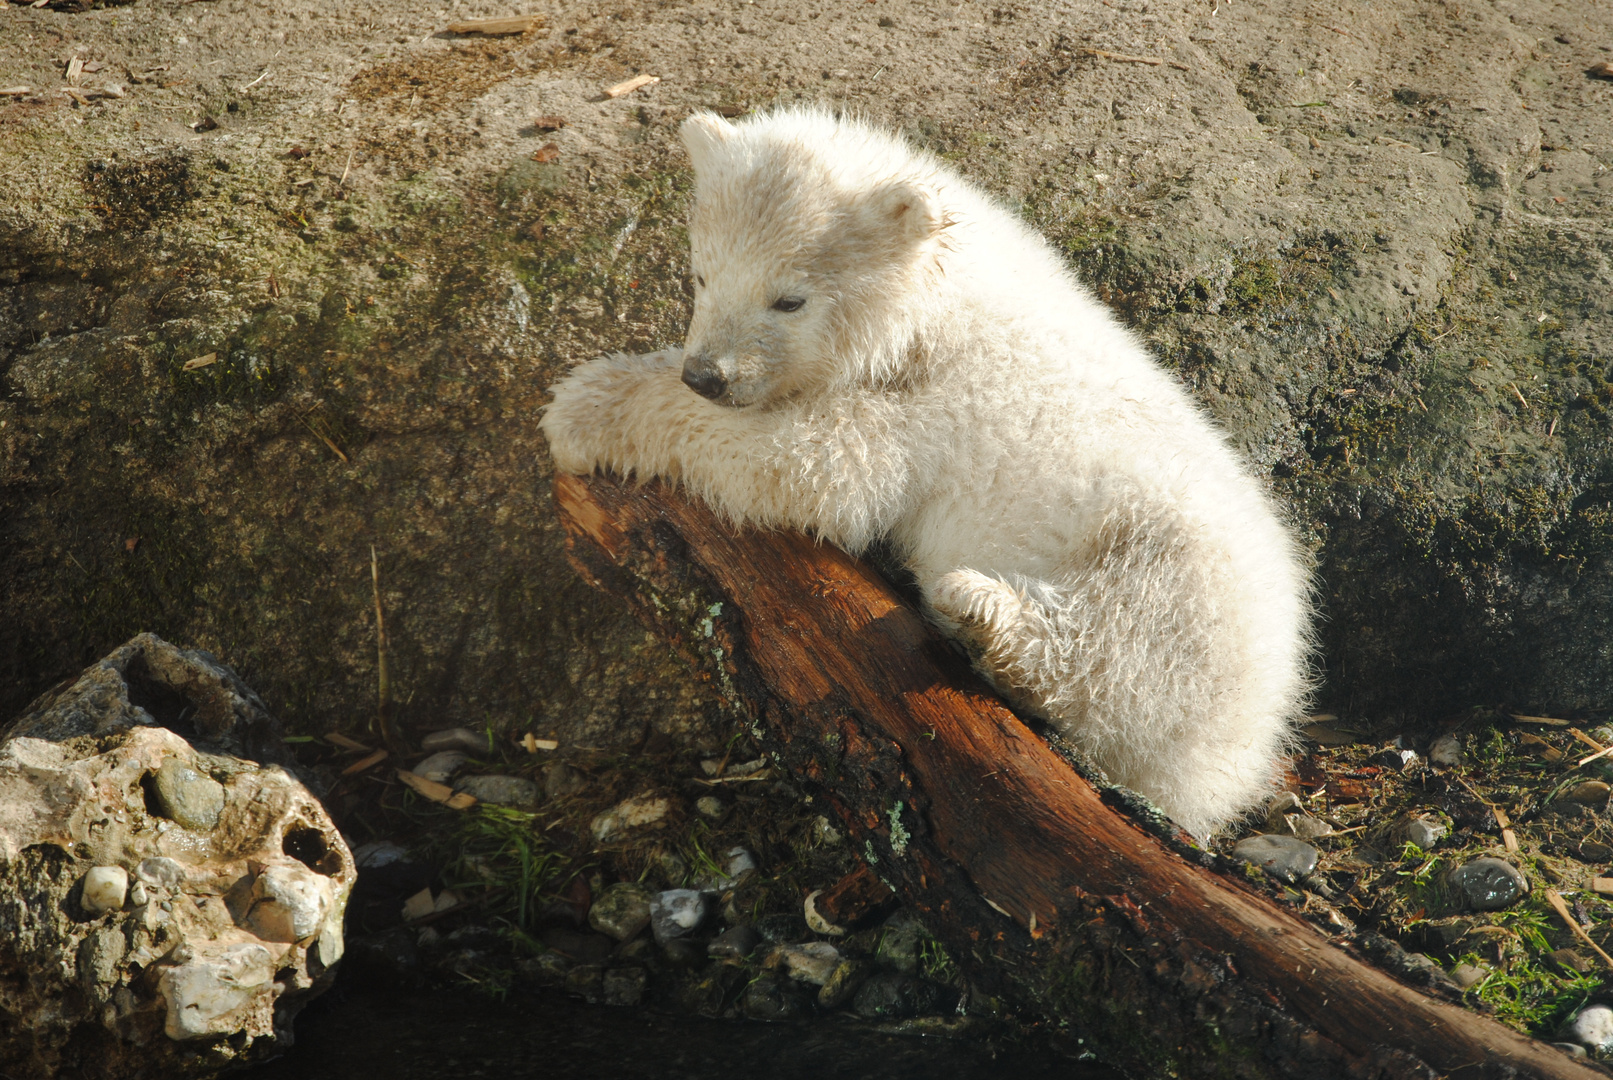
[{"left": 0, "top": 634, "right": 356, "bottom": 1079}]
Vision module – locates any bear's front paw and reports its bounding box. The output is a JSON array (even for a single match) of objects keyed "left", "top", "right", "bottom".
[{"left": 540, "top": 349, "right": 683, "bottom": 474}]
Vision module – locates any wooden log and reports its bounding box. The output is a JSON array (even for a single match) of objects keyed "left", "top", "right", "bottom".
[{"left": 554, "top": 471, "right": 1600, "bottom": 1080}]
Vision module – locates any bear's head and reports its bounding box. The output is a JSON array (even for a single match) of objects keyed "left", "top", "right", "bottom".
[{"left": 677, "top": 109, "right": 944, "bottom": 408}]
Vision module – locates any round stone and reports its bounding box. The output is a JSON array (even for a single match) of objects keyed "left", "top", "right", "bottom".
[
  {"left": 150, "top": 757, "right": 225, "bottom": 831},
  {"left": 779, "top": 941, "right": 840, "bottom": 986},
  {"left": 1407, "top": 817, "right": 1448, "bottom": 849},
  {"left": 1448, "top": 857, "right": 1529, "bottom": 912},
  {"left": 420, "top": 727, "right": 489, "bottom": 755},
  {"left": 1231, "top": 834, "right": 1319, "bottom": 885},
  {"left": 82, "top": 866, "right": 128, "bottom": 915},
  {"left": 1563, "top": 1003, "right": 1613, "bottom": 1054},
  {"left": 1428, "top": 734, "right": 1464, "bottom": 769}
]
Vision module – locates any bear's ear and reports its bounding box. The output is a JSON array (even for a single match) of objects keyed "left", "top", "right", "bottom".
[
  {"left": 865, "top": 179, "right": 942, "bottom": 247},
  {"left": 680, "top": 112, "right": 736, "bottom": 176}
]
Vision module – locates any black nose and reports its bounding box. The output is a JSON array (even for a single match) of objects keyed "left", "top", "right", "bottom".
[{"left": 682, "top": 366, "right": 727, "bottom": 400}]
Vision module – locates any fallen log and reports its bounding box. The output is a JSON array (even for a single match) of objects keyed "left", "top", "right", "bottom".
[{"left": 553, "top": 470, "right": 1599, "bottom": 1080}]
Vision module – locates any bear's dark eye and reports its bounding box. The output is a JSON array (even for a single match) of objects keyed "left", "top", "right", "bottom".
[
  {"left": 771, "top": 297, "right": 806, "bottom": 313},
  {"left": 696, "top": 275, "right": 706, "bottom": 288}
]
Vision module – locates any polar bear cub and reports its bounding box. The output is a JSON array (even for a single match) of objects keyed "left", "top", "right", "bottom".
[{"left": 542, "top": 108, "right": 1311, "bottom": 838}]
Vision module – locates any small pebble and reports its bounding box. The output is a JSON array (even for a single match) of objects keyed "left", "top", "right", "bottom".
[
  {"left": 413, "top": 750, "right": 469, "bottom": 784},
  {"left": 1428, "top": 734, "right": 1464, "bottom": 769},
  {"left": 707, "top": 924, "right": 761, "bottom": 960},
  {"left": 591, "top": 792, "right": 672, "bottom": 843},
  {"left": 587, "top": 882, "right": 652, "bottom": 942},
  {"left": 601, "top": 966, "right": 647, "bottom": 1007},
  {"left": 136, "top": 857, "right": 185, "bottom": 889},
  {"left": 779, "top": 941, "right": 840, "bottom": 986},
  {"left": 1373, "top": 747, "right": 1419, "bottom": 770},
  {"left": 695, "top": 796, "right": 725, "bottom": 818},
  {"left": 1231, "top": 834, "right": 1319, "bottom": 885},
  {"left": 1564, "top": 1003, "right": 1613, "bottom": 1054},
  {"left": 1407, "top": 817, "right": 1448, "bottom": 849},
  {"left": 650, "top": 889, "right": 708, "bottom": 945},
  {"left": 755, "top": 913, "right": 808, "bottom": 943},
  {"left": 1552, "top": 1043, "right": 1589, "bottom": 1059},
  {"left": 82, "top": 866, "right": 128, "bottom": 915},
  {"left": 454, "top": 774, "right": 541, "bottom": 809},
  {"left": 150, "top": 757, "right": 226, "bottom": 831},
  {"left": 812, "top": 816, "right": 843, "bottom": 846},
  {"left": 128, "top": 881, "right": 149, "bottom": 907},
  {"left": 726, "top": 846, "right": 757, "bottom": 879},
  {"left": 352, "top": 841, "right": 411, "bottom": 869},
  {"left": 1449, "top": 857, "right": 1529, "bottom": 912},
  {"left": 1264, "top": 792, "right": 1302, "bottom": 823},
  {"left": 1568, "top": 781, "right": 1611, "bottom": 806},
  {"left": 1282, "top": 812, "right": 1334, "bottom": 840},
  {"left": 420, "top": 726, "right": 489, "bottom": 755},
  {"left": 1449, "top": 962, "right": 1489, "bottom": 989}
]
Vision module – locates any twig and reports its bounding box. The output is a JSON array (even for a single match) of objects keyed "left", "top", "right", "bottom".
[
  {"left": 1545, "top": 888, "right": 1613, "bottom": 970},
  {"left": 243, "top": 68, "right": 271, "bottom": 89},
  {"left": 297, "top": 412, "right": 349, "bottom": 463},
  {"left": 339, "top": 149, "right": 353, "bottom": 186},
  {"left": 1078, "top": 47, "right": 1190, "bottom": 72},
  {"left": 1570, "top": 728, "right": 1606, "bottom": 755},
  {"left": 372, "top": 546, "right": 404, "bottom": 757},
  {"left": 604, "top": 74, "right": 660, "bottom": 98},
  {"left": 1578, "top": 743, "right": 1613, "bottom": 768},
  {"left": 1490, "top": 804, "right": 1519, "bottom": 853},
  {"left": 1510, "top": 713, "right": 1570, "bottom": 726},
  {"left": 341, "top": 747, "right": 389, "bottom": 776}
]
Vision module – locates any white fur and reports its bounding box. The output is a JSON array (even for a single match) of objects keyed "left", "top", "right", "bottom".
[{"left": 542, "top": 108, "right": 1311, "bottom": 838}]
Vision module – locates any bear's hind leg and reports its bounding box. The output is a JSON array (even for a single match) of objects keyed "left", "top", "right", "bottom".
[{"left": 923, "top": 568, "right": 1066, "bottom": 715}]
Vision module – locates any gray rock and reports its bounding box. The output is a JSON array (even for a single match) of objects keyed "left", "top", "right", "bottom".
[
  {"left": 351, "top": 841, "right": 410, "bottom": 869},
  {"left": 817, "top": 959, "right": 871, "bottom": 1010},
  {"left": 1567, "top": 781, "right": 1611, "bottom": 806},
  {"left": 650, "top": 889, "right": 709, "bottom": 945},
  {"left": 1407, "top": 817, "right": 1448, "bottom": 849},
  {"left": 587, "top": 882, "right": 652, "bottom": 942},
  {"left": 852, "top": 970, "right": 943, "bottom": 1019},
  {"left": 1428, "top": 734, "right": 1464, "bottom": 769},
  {"left": 1231, "top": 834, "right": 1319, "bottom": 885},
  {"left": 706, "top": 924, "right": 760, "bottom": 960},
  {"left": 564, "top": 964, "right": 605, "bottom": 1004},
  {"left": 454, "top": 774, "right": 540, "bottom": 809},
  {"left": 1449, "top": 963, "right": 1490, "bottom": 989},
  {"left": 420, "top": 727, "right": 490, "bottom": 756},
  {"left": 601, "top": 966, "right": 647, "bottom": 1007},
  {"left": 412, "top": 750, "right": 469, "bottom": 784},
  {"left": 150, "top": 758, "right": 226, "bottom": 831},
  {"left": 1563, "top": 1004, "right": 1613, "bottom": 1054},
  {"left": 725, "top": 847, "right": 757, "bottom": 878},
  {"left": 1552, "top": 1043, "right": 1589, "bottom": 1059},
  {"left": 742, "top": 971, "right": 808, "bottom": 1021},
  {"left": 1449, "top": 857, "right": 1530, "bottom": 912},
  {"left": 755, "top": 913, "right": 807, "bottom": 943},
  {"left": 875, "top": 910, "right": 925, "bottom": 974},
  {"left": 590, "top": 792, "right": 672, "bottom": 843},
  {"left": 695, "top": 796, "right": 725, "bottom": 818},
  {"left": 542, "top": 762, "right": 590, "bottom": 800},
  {"left": 778, "top": 941, "right": 840, "bottom": 986}
]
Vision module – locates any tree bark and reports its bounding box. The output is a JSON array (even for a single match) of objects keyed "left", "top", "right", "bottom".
[{"left": 553, "top": 471, "right": 1602, "bottom": 1080}]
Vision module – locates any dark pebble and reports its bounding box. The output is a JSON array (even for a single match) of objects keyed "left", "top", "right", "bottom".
[
  {"left": 1448, "top": 857, "right": 1529, "bottom": 912},
  {"left": 707, "top": 923, "right": 761, "bottom": 961},
  {"left": 1230, "top": 834, "right": 1319, "bottom": 884},
  {"left": 852, "top": 971, "right": 944, "bottom": 1020}
]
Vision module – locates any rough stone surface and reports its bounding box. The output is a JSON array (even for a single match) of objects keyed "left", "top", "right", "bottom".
[
  {"left": 1231, "top": 834, "right": 1320, "bottom": 885},
  {"left": 1449, "top": 857, "right": 1530, "bottom": 912},
  {"left": 777, "top": 942, "right": 840, "bottom": 987},
  {"left": 706, "top": 924, "right": 760, "bottom": 961},
  {"left": 0, "top": 636, "right": 354, "bottom": 1079},
  {"left": 2, "top": 0, "right": 1612, "bottom": 765},
  {"left": 453, "top": 773, "right": 540, "bottom": 809},
  {"left": 601, "top": 966, "right": 648, "bottom": 1007},
  {"left": 587, "top": 882, "right": 652, "bottom": 942},
  {"left": 590, "top": 792, "right": 672, "bottom": 843}
]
